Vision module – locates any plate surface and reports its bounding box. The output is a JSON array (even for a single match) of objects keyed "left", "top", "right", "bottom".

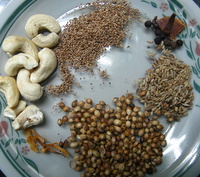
[{"left": 0, "top": 0, "right": 200, "bottom": 177}]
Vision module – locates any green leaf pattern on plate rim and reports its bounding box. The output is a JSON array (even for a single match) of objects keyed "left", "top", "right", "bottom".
[{"left": 0, "top": 0, "right": 200, "bottom": 176}]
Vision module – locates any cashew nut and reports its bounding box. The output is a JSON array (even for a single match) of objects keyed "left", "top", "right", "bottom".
[
  {"left": 12, "top": 105, "right": 44, "bottom": 130},
  {"left": 0, "top": 76, "right": 20, "bottom": 108},
  {"left": 17, "top": 69, "right": 43, "bottom": 101},
  {"left": 32, "top": 32, "right": 59, "bottom": 48},
  {"left": 25, "top": 14, "right": 61, "bottom": 38},
  {"left": 30, "top": 48, "right": 57, "bottom": 83},
  {"left": 4, "top": 100, "right": 27, "bottom": 120},
  {"left": 4, "top": 53, "right": 38, "bottom": 76},
  {"left": 2, "top": 35, "right": 39, "bottom": 61}
]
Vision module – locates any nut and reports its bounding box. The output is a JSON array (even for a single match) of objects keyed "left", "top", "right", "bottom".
[
  {"left": 25, "top": 14, "right": 61, "bottom": 48},
  {"left": 12, "top": 105, "right": 44, "bottom": 130},
  {"left": 3, "top": 100, "right": 26, "bottom": 120},
  {"left": 25, "top": 14, "right": 61, "bottom": 38},
  {"left": 2, "top": 35, "right": 39, "bottom": 61},
  {"left": 4, "top": 53, "right": 38, "bottom": 76},
  {"left": 0, "top": 76, "right": 20, "bottom": 108},
  {"left": 17, "top": 69, "right": 43, "bottom": 101},
  {"left": 30, "top": 48, "right": 57, "bottom": 83},
  {"left": 32, "top": 32, "right": 59, "bottom": 48}
]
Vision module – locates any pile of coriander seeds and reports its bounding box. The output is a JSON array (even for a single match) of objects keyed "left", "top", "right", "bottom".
[{"left": 57, "top": 93, "right": 167, "bottom": 177}]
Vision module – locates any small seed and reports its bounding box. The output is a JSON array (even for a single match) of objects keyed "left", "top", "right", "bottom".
[
  {"left": 118, "top": 163, "right": 125, "bottom": 171},
  {"left": 88, "top": 107, "right": 95, "bottom": 113},
  {"left": 92, "top": 150, "right": 100, "bottom": 157},
  {"left": 69, "top": 160, "right": 77, "bottom": 169},
  {"left": 152, "top": 120, "right": 159, "bottom": 126},
  {"left": 133, "top": 106, "right": 141, "bottom": 112},
  {"left": 161, "top": 140, "right": 167, "bottom": 146},
  {"left": 126, "top": 121, "right": 131, "bottom": 128},
  {"left": 78, "top": 101, "right": 85, "bottom": 106},
  {"left": 167, "top": 117, "right": 174, "bottom": 122},
  {"left": 138, "top": 129, "right": 145, "bottom": 136},
  {"left": 57, "top": 119, "right": 63, "bottom": 126},
  {"left": 99, "top": 134, "right": 105, "bottom": 140},
  {"left": 94, "top": 110, "right": 101, "bottom": 117},
  {"left": 116, "top": 101, "right": 122, "bottom": 107},
  {"left": 68, "top": 136, "right": 76, "bottom": 142},
  {"left": 75, "top": 122, "right": 83, "bottom": 129},
  {"left": 72, "top": 100, "right": 78, "bottom": 108},
  {"left": 83, "top": 103, "right": 92, "bottom": 109},
  {"left": 68, "top": 118, "right": 74, "bottom": 123},
  {"left": 74, "top": 106, "right": 81, "bottom": 112},
  {"left": 125, "top": 98, "right": 131, "bottom": 105},
  {"left": 83, "top": 112, "right": 91, "bottom": 118},
  {"left": 74, "top": 166, "right": 82, "bottom": 171},
  {"left": 70, "top": 142, "right": 79, "bottom": 148},
  {"left": 62, "top": 115, "right": 68, "bottom": 122},
  {"left": 114, "top": 119, "right": 122, "bottom": 126},
  {"left": 62, "top": 106, "right": 71, "bottom": 112},
  {"left": 138, "top": 111, "right": 145, "bottom": 117},
  {"left": 95, "top": 104, "right": 102, "bottom": 110},
  {"left": 126, "top": 107, "right": 132, "bottom": 115},
  {"left": 113, "top": 97, "right": 119, "bottom": 103},
  {"left": 58, "top": 102, "right": 65, "bottom": 109},
  {"left": 123, "top": 172, "right": 131, "bottom": 176},
  {"left": 139, "top": 90, "right": 147, "bottom": 97},
  {"left": 156, "top": 124, "right": 163, "bottom": 130},
  {"left": 86, "top": 98, "right": 93, "bottom": 104},
  {"left": 114, "top": 126, "right": 122, "bottom": 132},
  {"left": 104, "top": 168, "right": 111, "bottom": 176},
  {"left": 88, "top": 149, "right": 93, "bottom": 157},
  {"left": 120, "top": 95, "right": 125, "bottom": 102},
  {"left": 68, "top": 112, "right": 77, "bottom": 118},
  {"left": 69, "top": 124, "right": 76, "bottom": 130}
]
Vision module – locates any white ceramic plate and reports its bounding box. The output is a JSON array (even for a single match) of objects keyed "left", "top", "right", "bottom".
[{"left": 0, "top": 0, "right": 200, "bottom": 176}]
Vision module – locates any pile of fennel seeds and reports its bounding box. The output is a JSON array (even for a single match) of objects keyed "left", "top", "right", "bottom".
[{"left": 48, "top": 0, "right": 141, "bottom": 95}]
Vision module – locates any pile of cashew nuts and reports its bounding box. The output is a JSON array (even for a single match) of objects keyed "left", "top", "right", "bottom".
[{"left": 0, "top": 14, "right": 60, "bottom": 130}]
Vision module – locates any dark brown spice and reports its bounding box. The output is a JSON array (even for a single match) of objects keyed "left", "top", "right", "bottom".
[{"left": 163, "top": 13, "right": 176, "bottom": 34}]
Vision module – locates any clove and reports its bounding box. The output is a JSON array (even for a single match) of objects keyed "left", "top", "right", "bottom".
[{"left": 163, "top": 13, "right": 176, "bottom": 34}]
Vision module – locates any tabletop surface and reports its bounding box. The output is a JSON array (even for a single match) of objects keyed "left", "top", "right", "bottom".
[{"left": 0, "top": 0, "right": 200, "bottom": 177}]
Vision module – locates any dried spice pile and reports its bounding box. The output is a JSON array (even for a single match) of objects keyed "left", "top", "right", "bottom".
[
  {"left": 57, "top": 93, "right": 166, "bottom": 177},
  {"left": 144, "top": 13, "right": 185, "bottom": 48},
  {"left": 49, "top": 0, "right": 141, "bottom": 95},
  {"left": 137, "top": 53, "right": 194, "bottom": 122}
]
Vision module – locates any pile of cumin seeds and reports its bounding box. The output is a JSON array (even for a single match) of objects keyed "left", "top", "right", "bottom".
[
  {"left": 50, "top": 0, "right": 141, "bottom": 95},
  {"left": 137, "top": 53, "right": 194, "bottom": 122}
]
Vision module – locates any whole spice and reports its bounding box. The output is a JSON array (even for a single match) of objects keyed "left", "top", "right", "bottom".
[
  {"left": 163, "top": 13, "right": 176, "bottom": 34},
  {"left": 137, "top": 52, "right": 194, "bottom": 121},
  {"left": 58, "top": 93, "right": 166, "bottom": 176},
  {"left": 144, "top": 13, "right": 185, "bottom": 48},
  {"left": 25, "top": 129, "right": 69, "bottom": 157},
  {"left": 49, "top": 0, "right": 141, "bottom": 95}
]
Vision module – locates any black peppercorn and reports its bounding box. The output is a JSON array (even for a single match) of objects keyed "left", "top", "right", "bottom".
[
  {"left": 160, "top": 35, "right": 166, "bottom": 40},
  {"left": 164, "top": 40, "right": 171, "bottom": 46},
  {"left": 154, "top": 37, "right": 162, "bottom": 45},
  {"left": 154, "top": 29, "right": 163, "bottom": 36},
  {"left": 153, "top": 22, "right": 159, "bottom": 29},
  {"left": 176, "top": 39, "right": 183, "bottom": 46},
  {"left": 144, "top": 21, "right": 152, "bottom": 28},
  {"left": 171, "top": 41, "right": 177, "bottom": 49}
]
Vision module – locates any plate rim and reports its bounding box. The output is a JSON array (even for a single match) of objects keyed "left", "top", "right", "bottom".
[{"left": 0, "top": 0, "right": 200, "bottom": 176}]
